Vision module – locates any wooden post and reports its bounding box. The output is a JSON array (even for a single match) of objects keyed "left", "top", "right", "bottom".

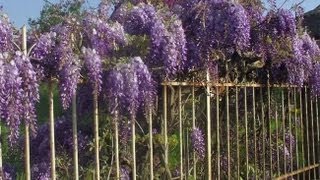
[
  {"left": 93, "top": 92, "right": 100, "bottom": 180},
  {"left": 49, "top": 80, "right": 56, "bottom": 180},
  {"left": 72, "top": 94, "right": 79, "bottom": 180},
  {"left": 22, "top": 25, "right": 31, "bottom": 180}
]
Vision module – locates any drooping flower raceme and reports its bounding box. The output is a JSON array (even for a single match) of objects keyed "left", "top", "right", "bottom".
[
  {"left": 300, "top": 32, "right": 320, "bottom": 61},
  {"left": 83, "top": 14, "right": 126, "bottom": 57},
  {"left": 121, "top": 63, "right": 139, "bottom": 118},
  {"left": 284, "top": 37, "right": 312, "bottom": 86},
  {"left": 266, "top": 9, "right": 296, "bottom": 38},
  {"left": 169, "top": 18, "right": 187, "bottom": 73},
  {"left": 82, "top": 47, "right": 102, "bottom": 94},
  {"left": 132, "top": 57, "right": 155, "bottom": 109},
  {"left": 0, "top": 60, "right": 23, "bottom": 145},
  {"left": 30, "top": 32, "right": 56, "bottom": 60},
  {"left": 14, "top": 52, "right": 40, "bottom": 134},
  {"left": 107, "top": 69, "right": 124, "bottom": 115},
  {"left": 206, "top": 1, "right": 251, "bottom": 51},
  {"left": 309, "top": 63, "right": 320, "bottom": 97},
  {"left": 58, "top": 51, "right": 81, "bottom": 109},
  {"left": 52, "top": 24, "right": 81, "bottom": 110},
  {"left": 0, "top": 11, "right": 14, "bottom": 52},
  {"left": 29, "top": 31, "right": 57, "bottom": 80},
  {"left": 191, "top": 127, "right": 205, "bottom": 159},
  {"left": 125, "top": 3, "right": 187, "bottom": 77}
]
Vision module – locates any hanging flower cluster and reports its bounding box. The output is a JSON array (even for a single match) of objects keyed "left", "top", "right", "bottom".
[{"left": 0, "top": 12, "right": 40, "bottom": 144}]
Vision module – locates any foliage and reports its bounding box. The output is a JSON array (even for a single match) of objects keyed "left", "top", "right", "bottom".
[{"left": 0, "top": 0, "right": 319, "bottom": 179}]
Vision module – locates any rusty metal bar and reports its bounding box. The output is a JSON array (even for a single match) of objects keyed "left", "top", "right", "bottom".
[
  {"left": 206, "top": 70, "right": 212, "bottom": 179},
  {"left": 268, "top": 82, "right": 272, "bottom": 177},
  {"left": 260, "top": 87, "right": 266, "bottom": 179},
  {"left": 299, "top": 88, "right": 305, "bottom": 179},
  {"left": 179, "top": 86, "right": 183, "bottom": 180},
  {"left": 253, "top": 87, "right": 257, "bottom": 179},
  {"left": 114, "top": 107, "right": 120, "bottom": 180},
  {"left": 226, "top": 86, "right": 231, "bottom": 180},
  {"left": 131, "top": 118, "right": 136, "bottom": 180},
  {"left": 216, "top": 86, "right": 220, "bottom": 180},
  {"left": 288, "top": 90, "right": 293, "bottom": 172},
  {"left": 317, "top": 96, "right": 320, "bottom": 177},
  {"left": 163, "top": 85, "right": 168, "bottom": 165},
  {"left": 192, "top": 82, "right": 196, "bottom": 179},
  {"left": 244, "top": 87, "right": 249, "bottom": 180},
  {"left": 276, "top": 105, "right": 280, "bottom": 176},
  {"left": 161, "top": 82, "right": 299, "bottom": 88},
  {"left": 149, "top": 107, "right": 154, "bottom": 180},
  {"left": 304, "top": 86, "right": 310, "bottom": 180},
  {"left": 236, "top": 87, "right": 240, "bottom": 179},
  {"left": 310, "top": 93, "right": 316, "bottom": 179},
  {"left": 275, "top": 164, "right": 320, "bottom": 180},
  {"left": 0, "top": 125, "right": 2, "bottom": 178},
  {"left": 281, "top": 89, "right": 286, "bottom": 175},
  {"left": 294, "top": 88, "right": 299, "bottom": 173}
]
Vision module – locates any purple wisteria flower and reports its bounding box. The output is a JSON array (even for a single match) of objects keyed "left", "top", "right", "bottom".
[
  {"left": 191, "top": 127, "right": 205, "bottom": 159},
  {"left": 267, "top": 9, "right": 296, "bottom": 38},
  {"left": 14, "top": 52, "right": 40, "bottom": 134},
  {"left": 309, "top": 63, "right": 320, "bottom": 97},
  {"left": 107, "top": 68, "right": 124, "bottom": 115},
  {"left": 120, "top": 166, "right": 130, "bottom": 180},
  {"left": 0, "top": 11, "right": 14, "bottom": 52},
  {"left": 206, "top": 1, "right": 251, "bottom": 51},
  {"left": 82, "top": 47, "right": 103, "bottom": 94},
  {"left": 1, "top": 60, "right": 23, "bottom": 145}
]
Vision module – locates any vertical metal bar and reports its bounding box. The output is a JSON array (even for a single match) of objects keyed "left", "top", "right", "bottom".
[
  {"left": 0, "top": 125, "right": 3, "bottom": 178},
  {"left": 163, "top": 86, "right": 168, "bottom": 166},
  {"left": 22, "top": 25, "right": 31, "bottom": 180},
  {"left": 179, "top": 86, "right": 183, "bottom": 180},
  {"left": 206, "top": 70, "right": 212, "bottom": 179},
  {"left": 260, "top": 87, "right": 266, "bottom": 179},
  {"left": 93, "top": 92, "right": 100, "bottom": 180},
  {"left": 49, "top": 81, "right": 56, "bottom": 180},
  {"left": 236, "top": 87, "right": 240, "bottom": 179},
  {"left": 149, "top": 107, "right": 154, "bottom": 180},
  {"left": 132, "top": 117, "right": 136, "bottom": 180},
  {"left": 72, "top": 94, "right": 79, "bottom": 180},
  {"left": 115, "top": 99, "right": 120, "bottom": 179},
  {"left": 276, "top": 105, "right": 280, "bottom": 175},
  {"left": 253, "top": 87, "right": 257, "bottom": 180},
  {"left": 267, "top": 83, "right": 272, "bottom": 177},
  {"left": 299, "top": 88, "right": 305, "bottom": 180},
  {"left": 316, "top": 96, "right": 320, "bottom": 177},
  {"left": 185, "top": 111, "right": 189, "bottom": 180},
  {"left": 310, "top": 92, "right": 316, "bottom": 179},
  {"left": 294, "top": 88, "right": 299, "bottom": 172},
  {"left": 226, "top": 86, "right": 230, "bottom": 180},
  {"left": 216, "top": 86, "right": 220, "bottom": 180},
  {"left": 281, "top": 89, "right": 286, "bottom": 175},
  {"left": 192, "top": 82, "right": 196, "bottom": 179},
  {"left": 304, "top": 86, "right": 310, "bottom": 180},
  {"left": 244, "top": 87, "right": 249, "bottom": 180},
  {"left": 288, "top": 89, "right": 293, "bottom": 172}
]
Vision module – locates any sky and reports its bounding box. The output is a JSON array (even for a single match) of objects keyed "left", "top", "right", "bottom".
[{"left": 0, "top": 0, "right": 319, "bottom": 28}]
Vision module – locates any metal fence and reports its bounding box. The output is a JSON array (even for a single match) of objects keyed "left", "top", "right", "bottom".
[
  {"left": 157, "top": 81, "right": 320, "bottom": 179},
  {"left": 1, "top": 81, "right": 320, "bottom": 179}
]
